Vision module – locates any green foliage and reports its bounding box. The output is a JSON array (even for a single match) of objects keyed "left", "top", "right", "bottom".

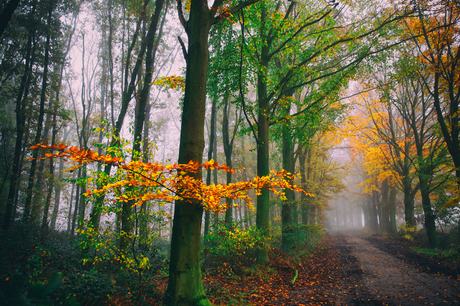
[
  {"left": 202, "top": 224, "right": 269, "bottom": 270},
  {"left": 55, "top": 267, "right": 114, "bottom": 305},
  {"left": 276, "top": 224, "right": 325, "bottom": 256},
  {"left": 398, "top": 222, "right": 419, "bottom": 241},
  {"left": 2, "top": 272, "right": 67, "bottom": 306},
  {"left": 0, "top": 225, "right": 172, "bottom": 305},
  {"left": 410, "top": 246, "right": 458, "bottom": 260}
]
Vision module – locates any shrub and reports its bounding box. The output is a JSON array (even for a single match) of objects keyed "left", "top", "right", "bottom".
[
  {"left": 202, "top": 224, "right": 269, "bottom": 270},
  {"left": 54, "top": 267, "right": 115, "bottom": 305},
  {"left": 398, "top": 222, "right": 419, "bottom": 241}
]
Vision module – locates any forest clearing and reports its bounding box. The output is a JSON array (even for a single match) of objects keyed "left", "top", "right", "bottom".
[{"left": 0, "top": 0, "right": 459, "bottom": 305}]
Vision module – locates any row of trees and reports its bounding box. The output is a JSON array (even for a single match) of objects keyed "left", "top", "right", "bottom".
[
  {"left": 1, "top": 0, "right": 458, "bottom": 304},
  {"left": 344, "top": 0, "right": 460, "bottom": 247}
]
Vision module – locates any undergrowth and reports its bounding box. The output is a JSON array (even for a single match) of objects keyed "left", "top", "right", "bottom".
[
  {"left": 0, "top": 222, "right": 326, "bottom": 305},
  {"left": 396, "top": 222, "right": 460, "bottom": 269},
  {"left": 201, "top": 222, "right": 326, "bottom": 305}
]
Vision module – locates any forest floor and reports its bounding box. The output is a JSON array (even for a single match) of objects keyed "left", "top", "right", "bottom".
[
  {"left": 2, "top": 228, "right": 459, "bottom": 305},
  {"left": 199, "top": 229, "right": 459, "bottom": 305}
]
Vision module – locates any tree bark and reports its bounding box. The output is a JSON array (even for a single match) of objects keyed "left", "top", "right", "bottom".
[
  {"left": 389, "top": 184, "right": 397, "bottom": 233},
  {"left": 41, "top": 102, "right": 59, "bottom": 234},
  {"left": 281, "top": 102, "right": 295, "bottom": 249},
  {"left": 222, "top": 91, "right": 239, "bottom": 224},
  {"left": 22, "top": 2, "right": 52, "bottom": 226},
  {"left": 2, "top": 12, "right": 36, "bottom": 230},
  {"left": 90, "top": 0, "right": 154, "bottom": 231},
  {"left": 0, "top": 0, "right": 21, "bottom": 39},
  {"left": 381, "top": 178, "right": 390, "bottom": 232},
  {"left": 299, "top": 145, "right": 308, "bottom": 225},
  {"left": 281, "top": 125, "right": 294, "bottom": 249},
  {"left": 255, "top": 3, "right": 271, "bottom": 262},
  {"left": 204, "top": 92, "right": 217, "bottom": 235},
  {"left": 370, "top": 190, "right": 379, "bottom": 231},
  {"left": 120, "top": 0, "right": 166, "bottom": 253},
  {"left": 165, "top": 1, "right": 213, "bottom": 304}
]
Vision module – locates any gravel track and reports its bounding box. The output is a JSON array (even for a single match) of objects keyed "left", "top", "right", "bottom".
[{"left": 329, "top": 229, "right": 459, "bottom": 306}]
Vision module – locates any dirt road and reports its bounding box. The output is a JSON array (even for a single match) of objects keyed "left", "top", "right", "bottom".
[
  {"left": 205, "top": 229, "right": 458, "bottom": 305},
  {"left": 328, "top": 229, "right": 459, "bottom": 305}
]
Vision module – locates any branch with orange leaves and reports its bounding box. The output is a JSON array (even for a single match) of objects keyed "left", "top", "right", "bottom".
[{"left": 30, "top": 143, "right": 313, "bottom": 213}]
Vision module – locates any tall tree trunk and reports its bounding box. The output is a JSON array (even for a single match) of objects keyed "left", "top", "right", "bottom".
[
  {"left": 255, "top": 3, "right": 271, "bottom": 263},
  {"left": 222, "top": 91, "right": 239, "bottom": 224},
  {"left": 71, "top": 168, "right": 82, "bottom": 236},
  {"left": 23, "top": 2, "right": 52, "bottom": 226},
  {"left": 50, "top": 156, "right": 64, "bottom": 229},
  {"left": 108, "top": 0, "right": 116, "bottom": 126},
  {"left": 41, "top": 108, "right": 57, "bottom": 234},
  {"left": 204, "top": 93, "right": 217, "bottom": 235},
  {"left": 242, "top": 135, "right": 251, "bottom": 229},
  {"left": 166, "top": 1, "right": 259, "bottom": 302},
  {"left": 31, "top": 112, "right": 52, "bottom": 224},
  {"left": 165, "top": 1, "right": 213, "bottom": 304},
  {"left": 120, "top": 0, "right": 166, "bottom": 252},
  {"left": 139, "top": 100, "right": 151, "bottom": 244},
  {"left": 50, "top": 18, "right": 75, "bottom": 227},
  {"left": 419, "top": 174, "right": 436, "bottom": 247},
  {"left": 77, "top": 169, "right": 87, "bottom": 231},
  {"left": 89, "top": 0, "right": 155, "bottom": 231},
  {"left": 299, "top": 146, "right": 309, "bottom": 225},
  {"left": 67, "top": 171, "right": 76, "bottom": 234},
  {"left": 281, "top": 112, "right": 294, "bottom": 250},
  {"left": 2, "top": 12, "right": 36, "bottom": 229}
]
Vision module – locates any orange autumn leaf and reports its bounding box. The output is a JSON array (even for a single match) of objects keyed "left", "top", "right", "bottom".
[{"left": 33, "top": 143, "right": 313, "bottom": 213}]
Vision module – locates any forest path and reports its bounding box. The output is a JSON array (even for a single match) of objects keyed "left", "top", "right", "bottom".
[
  {"left": 205, "top": 230, "right": 459, "bottom": 305},
  {"left": 328, "top": 229, "right": 459, "bottom": 305}
]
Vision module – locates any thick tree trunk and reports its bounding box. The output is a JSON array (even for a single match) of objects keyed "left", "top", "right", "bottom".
[
  {"left": 419, "top": 176, "right": 436, "bottom": 247},
  {"left": 165, "top": 1, "right": 212, "bottom": 304},
  {"left": 255, "top": 4, "right": 271, "bottom": 262},
  {"left": 402, "top": 174, "right": 416, "bottom": 227},
  {"left": 432, "top": 72, "right": 460, "bottom": 188}
]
